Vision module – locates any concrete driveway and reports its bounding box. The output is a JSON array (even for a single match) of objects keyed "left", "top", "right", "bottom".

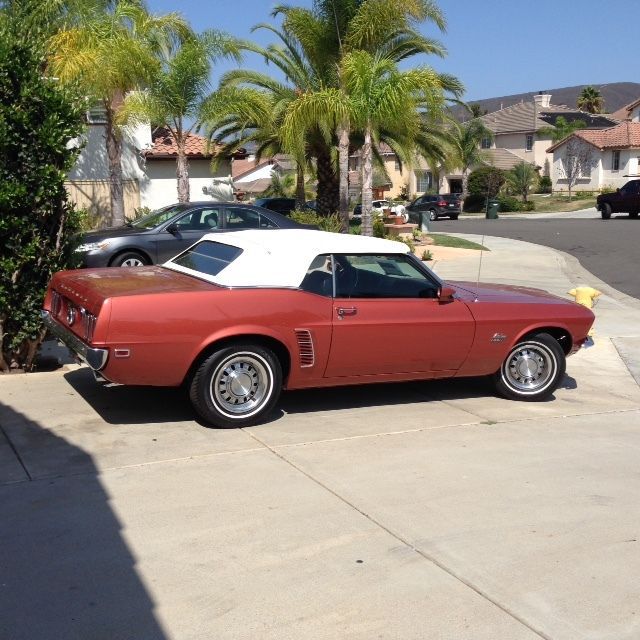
[{"left": 2, "top": 236, "right": 640, "bottom": 640}]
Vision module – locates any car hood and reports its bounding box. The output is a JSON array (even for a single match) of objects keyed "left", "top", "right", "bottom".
[
  {"left": 449, "top": 280, "right": 571, "bottom": 305},
  {"left": 81, "top": 225, "right": 149, "bottom": 242}
]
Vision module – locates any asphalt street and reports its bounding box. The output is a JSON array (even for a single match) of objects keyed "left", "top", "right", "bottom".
[{"left": 435, "top": 211, "right": 640, "bottom": 300}]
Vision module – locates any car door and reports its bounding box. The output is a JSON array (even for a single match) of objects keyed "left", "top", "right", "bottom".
[
  {"left": 324, "top": 254, "right": 475, "bottom": 378},
  {"left": 155, "top": 206, "right": 222, "bottom": 262},
  {"left": 618, "top": 181, "right": 640, "bottom": 213}
]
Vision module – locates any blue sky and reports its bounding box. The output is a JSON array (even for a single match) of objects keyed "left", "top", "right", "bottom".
[{"left": 147, "top": 0, "right": 636, "bottom": 102}]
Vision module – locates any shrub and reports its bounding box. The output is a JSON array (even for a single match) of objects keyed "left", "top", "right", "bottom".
[
  {"left": 537, "top": 175, "right": 552, "bottom": 193},
  {"left": 463, "top": 194, "right": 486, "bottom": 212},
  {"left": 373, "top": 218, "right": 386, "bottom": 238},
  {"left": 495, "top": 195, "right": 521, "bottom": 212},
  {"left": 467, "top": 167, "right": 506, "bottom": 197},
  {"left": 0, "top": 28, "right": 85, "bottom": 371},
  {"left": 289, "top": 210, "right": 342, "bottom": 232}
]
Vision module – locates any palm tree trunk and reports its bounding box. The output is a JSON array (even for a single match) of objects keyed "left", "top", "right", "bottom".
[
  {"left": 176, "top": 136, "right": 190, "bottom": 203},
  {"left": 295, "top": 162, "right": 305, "bottom": 209},
  {"left": 337, "top": 121, "right": 350, "bottom": 233},
  {"left": 361, "top": 126, "right": 373, "bottom": 237},
  {"left": 105, "top": 100, "right": 125, "bottom": 227},
  {"left": 315, "top": 140, "right": 338, "bottom": 216}
]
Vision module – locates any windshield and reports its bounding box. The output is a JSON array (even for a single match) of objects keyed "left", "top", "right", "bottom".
[{"left": 130, "top": 205, "right": 186, "bottom": 230}]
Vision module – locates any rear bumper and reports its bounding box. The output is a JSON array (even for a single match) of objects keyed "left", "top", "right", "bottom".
[{"left": 41, "top": 310, "right": 109, "bottom": 370}]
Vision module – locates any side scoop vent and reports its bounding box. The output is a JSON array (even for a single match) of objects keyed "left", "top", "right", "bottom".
[{"left": 294, "top": 329, "right": 315, "bottom": 368}]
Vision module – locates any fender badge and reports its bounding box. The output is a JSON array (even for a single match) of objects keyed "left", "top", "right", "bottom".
[{"left": 491, "top": 333, "right": 507, "bottom": 343}]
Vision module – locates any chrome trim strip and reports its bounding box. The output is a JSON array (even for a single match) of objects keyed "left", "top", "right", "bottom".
[{"left": 41, "top": 310, "right": 108, "bottom": 371}]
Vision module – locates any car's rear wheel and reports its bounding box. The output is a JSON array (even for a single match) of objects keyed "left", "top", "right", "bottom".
[
  {"left": 429, "top": 209, "right": 438, "bottom": 221},
  {"left": 450, "top": 214, "right": 459, "bottom": 220},
  {"left": 189, "top": 344, "right": 282, "bottom": 428},
  {"left": 601, "top": 203, "right": 612, "bottom": 220},
  {"left": 111, "top": 251, "right": 149, "bottom": 267},
  {"left": 494, "top": 333, "right": 565, "bottom": 401}
]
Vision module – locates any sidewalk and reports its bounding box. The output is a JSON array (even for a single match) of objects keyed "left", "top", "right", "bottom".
[{"left": 2, "top": 236, "right": 640, "bottom": 640}]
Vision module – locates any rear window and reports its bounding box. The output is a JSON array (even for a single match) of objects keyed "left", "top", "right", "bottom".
[{"left": 171, "top": 241, "right": 243, "bottom": 276}]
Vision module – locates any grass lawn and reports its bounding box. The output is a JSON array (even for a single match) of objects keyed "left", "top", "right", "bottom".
[
  {"left": 527, "top": 194, "right": 597, "bottom": 213},
  {"left": 427, "top": 234, "right": 488, "bottom": 251}
]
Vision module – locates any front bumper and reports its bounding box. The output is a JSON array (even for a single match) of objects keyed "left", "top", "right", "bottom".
[{"left": 41, "top": 310, "right": 109, "bottom": 370}]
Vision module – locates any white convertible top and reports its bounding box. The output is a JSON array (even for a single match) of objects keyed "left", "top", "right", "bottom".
[{"left": 164, "top": 229, "right": 409, "bottom": 288}]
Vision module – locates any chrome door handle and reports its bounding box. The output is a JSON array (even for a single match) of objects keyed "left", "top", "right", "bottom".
[{"left": 336, "top": 306, "right": 357, "bottom": 319}]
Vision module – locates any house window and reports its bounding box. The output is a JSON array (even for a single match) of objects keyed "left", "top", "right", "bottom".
[
  {"left": 481, "top": 137, "right": 491, "bottom": 149},
  {"left": 612, "top": 150, "right": 620, "bottom": 171},
  {"left": 415, "top": 170, "right": 432, "bottom": 192},
  {"left": 525, "top": 134, "right": 533, "bottom": 152}
]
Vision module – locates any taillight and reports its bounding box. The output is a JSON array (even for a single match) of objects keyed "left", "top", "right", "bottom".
[
  {"left": 51, "top": 290, "right": 62, "bottom": 317},
  {"left": 81, "top": 310, "right": 97, "bottom": 342},
  {"left": 437, "top": 200, "right": 447, "bottom": 207}
]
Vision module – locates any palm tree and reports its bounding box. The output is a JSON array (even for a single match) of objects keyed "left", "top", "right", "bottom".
[
  {"left": 577, "top": 86, "right": 604, "bottom": 114},
  {"left": 120, "top": 30, "right": 241, "bottom": 203},
  {"left": 448, "top": 118, "right": 493, "bottom": 197},
  {"left": 507, "top": 161, "right": 538, "bottom": 202},
  {"left": 207, "top": 0, "right": 456, "bottom": 221},
  {"left": 48, "top": 0, "right": 189, "bottom": 225}
]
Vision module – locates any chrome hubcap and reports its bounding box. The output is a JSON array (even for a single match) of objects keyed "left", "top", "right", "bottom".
[
  {"left": 211, "top": 353, "right": 271, "bottom": 417},
  {"left": 503, "top": 342, "right": 555, "bottom": 393}
]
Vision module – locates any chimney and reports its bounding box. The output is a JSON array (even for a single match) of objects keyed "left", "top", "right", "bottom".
[{"left": 533, "top": 91, "right": 551, "bottom": 108}]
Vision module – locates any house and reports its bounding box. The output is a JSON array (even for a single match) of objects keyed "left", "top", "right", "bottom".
[
  {"left": 547, "top": 121, "right": 640, "bottom": 192},
  {"left": 66, "top": 111, "right": 232, "bottom": 220},
  {"left": 231, "top": 153, "right": 295, "bottom": 198},
  {"left": 479, "top": 93, "right": 618, "bottom": 176}
]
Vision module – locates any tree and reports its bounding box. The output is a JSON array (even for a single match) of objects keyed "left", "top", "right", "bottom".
[
  {"left": 48, "top": 0, "right": 189, "bottom": 225},
  {"left": 577, "top": 85, "right": 604, "bottom": 114},
  {"left": 538, "top": 115, "right": 586, "bottom": 143},
  {"left": 206, "top": 0, "right": 458, "bottom": 224},
  {"left": 507, "top": 161, "right": 538, "bottom": 202},
  {"left": 0, "top": 12, "right": 85, "bottom": 371},
  {"left": 556, "top": 136, "right": 595, "bottom": 200},
  {"left": 120, "top": 30, "right": 241, "bottom": 203},
  {"left": 448, "top": 118, "right": 493, "bottom": 197}
]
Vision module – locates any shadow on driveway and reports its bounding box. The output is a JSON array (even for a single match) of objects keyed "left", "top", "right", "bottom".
[{"left": 0, "top": 401, "right": 167, "bottom": 640}]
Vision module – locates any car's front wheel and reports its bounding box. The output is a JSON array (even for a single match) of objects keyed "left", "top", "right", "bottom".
[
  {"left": 189, "top": 344, "right": 282, "bottom": 428},
  {"left": 494, "top": 333, "right": 565, "bottom": 401},
  {"left": 600, "top": 203, "right": 612, "bottom": 220},
  {"left": 111, "top": 251, "right": 149, "bottom": 267}
]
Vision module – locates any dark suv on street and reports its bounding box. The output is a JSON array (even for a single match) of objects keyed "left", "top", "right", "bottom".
[
  {"left": 406, "top": 193, "right": 462, "bottom": 222},
  {"left": 597, "top": 180, "right": 640, "bottom": 219}
]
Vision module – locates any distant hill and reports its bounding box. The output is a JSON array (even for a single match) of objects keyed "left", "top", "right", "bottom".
[{"left": 464, "top": 82, "right": 640, "bottom": 116}]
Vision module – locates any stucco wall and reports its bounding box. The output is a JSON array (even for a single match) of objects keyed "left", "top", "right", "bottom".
[
  {"left": 140, "top": 159, "right": 232, "bottom": 210},
  {"left": 68, "top": 124, "right": 147, "bottom": 182}
]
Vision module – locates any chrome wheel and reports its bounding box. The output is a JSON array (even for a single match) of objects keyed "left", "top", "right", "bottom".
[
  {"left": 502, "top": 342, "right": 556, "bottom": 393},
  {"left": 429, "top": 209, "right": 437, "bottom": 221},
  {"left": 210, "top": 352, "right": 274, "bottom": 419}
]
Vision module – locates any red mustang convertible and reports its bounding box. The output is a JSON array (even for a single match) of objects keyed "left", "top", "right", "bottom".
[{"left": 42, "top": 230, "right": 594, "bottom": 428}]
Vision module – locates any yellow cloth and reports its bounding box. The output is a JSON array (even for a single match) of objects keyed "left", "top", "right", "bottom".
[{"left": 568, "top": 286, "right": 602, "bottom": 309}]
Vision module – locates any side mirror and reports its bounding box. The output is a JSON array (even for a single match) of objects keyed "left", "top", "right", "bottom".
[
  {"left": 166, "top": 223, "right": 179, "bottom": 235},
  {"left": 438, "top": 285, "right": 455, "bottom": 303}
]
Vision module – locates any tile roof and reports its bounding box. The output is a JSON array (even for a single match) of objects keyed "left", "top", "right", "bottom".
[
  {"left": 480, "top": 102, "right": 617, "bottom": 134},
  {"left": 547, "top": 121, "right": 640, "bottom": 152},
  {"left": 610, "top": 97, "right": 640, "bottom": 121},
  {"left": 145, "top": 127, "right": 216, "bottom": 158}
]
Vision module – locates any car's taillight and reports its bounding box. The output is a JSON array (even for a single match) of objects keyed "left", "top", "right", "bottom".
[
  {"left": 437, "top": 200, "right": 448, "bottom": 207},
  {"left": 51, "top": 290, "right": 62, "bottom": 317},
  {"left": 81, "top": 310, "right": 97, "bottom": 342}
]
